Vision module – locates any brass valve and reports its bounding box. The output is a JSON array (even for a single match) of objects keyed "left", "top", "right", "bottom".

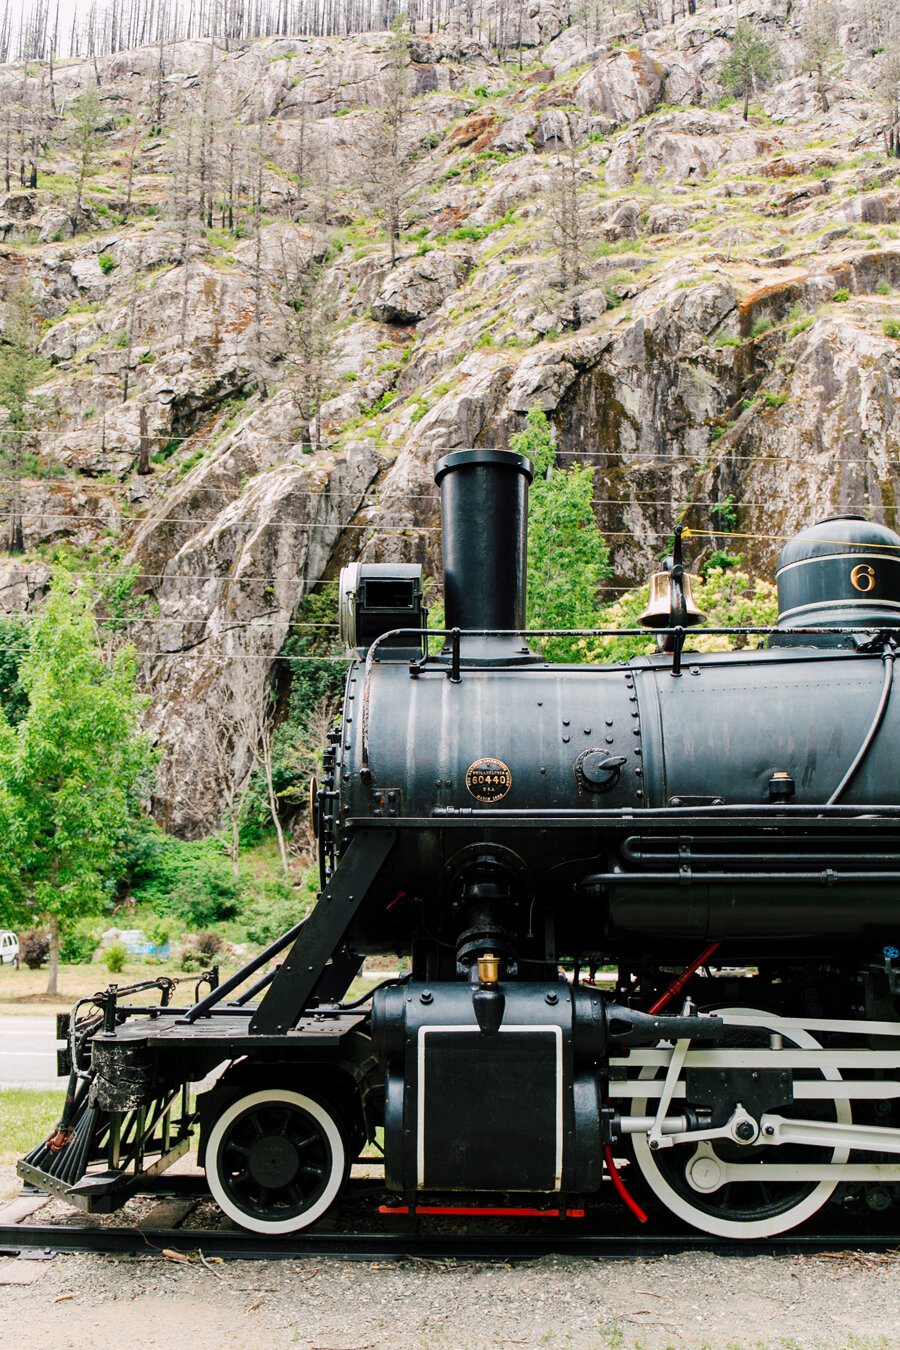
[{"left": 477, "top": 953, "right": 500, "bottom": 984}]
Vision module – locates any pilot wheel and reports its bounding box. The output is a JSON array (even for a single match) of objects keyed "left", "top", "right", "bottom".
[{"left": 205, "top": 1089, "right": 348, "bottom": 1234}]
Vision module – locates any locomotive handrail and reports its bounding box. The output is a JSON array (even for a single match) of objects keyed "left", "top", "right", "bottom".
[
  {"left": 360, "top": 623, "right": 891, "bottom": 769},
  {"left": 422, "top": 804, "right": 900, "bottom": 820}
]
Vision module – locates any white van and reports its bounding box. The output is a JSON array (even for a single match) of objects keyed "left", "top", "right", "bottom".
[{"left": 0, "top": 931, "right": 18, "bottom": 966}]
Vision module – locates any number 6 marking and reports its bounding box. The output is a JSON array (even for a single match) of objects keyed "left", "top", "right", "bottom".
[{"left": 851, "top": 564, "right": 875, "bottom": 592}]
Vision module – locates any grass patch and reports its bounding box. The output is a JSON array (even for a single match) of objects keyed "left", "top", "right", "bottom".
[{"left": 0, "top": 1088, "right": 65, "bottom": 1164}]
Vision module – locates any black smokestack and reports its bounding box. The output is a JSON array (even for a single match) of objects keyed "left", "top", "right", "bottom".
[{"left": 434, "top": 447, "right": 536, "bottom": 663}]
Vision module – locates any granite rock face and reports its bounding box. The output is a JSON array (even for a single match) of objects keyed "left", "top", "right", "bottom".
[
  {"left": 140, "top": 442, "right": 383, "bottom": 835},
  {"left": 371, "top": 251, "right": 474, "bottom": 323}
]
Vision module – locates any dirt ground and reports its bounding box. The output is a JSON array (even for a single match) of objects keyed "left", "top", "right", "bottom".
[
  {"left": 3, "top": 1239, "right": 900, "bottom": 1349},
  {"left": 2, "top": 1160, "right": 900, "bottom": 1350}
]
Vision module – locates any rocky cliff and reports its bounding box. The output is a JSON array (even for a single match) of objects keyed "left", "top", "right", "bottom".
[{"left": 2, "top": 0, "right": 900, "bottom": 832}]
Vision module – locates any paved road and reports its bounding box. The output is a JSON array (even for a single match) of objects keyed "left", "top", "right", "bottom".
[{"left": 0, "top": 1015, "right": 66, "bottom": 1089}]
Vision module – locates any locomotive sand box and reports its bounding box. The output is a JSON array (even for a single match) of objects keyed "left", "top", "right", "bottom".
[{"left": 20, "top": 449, "right": 900, "bottom": 1240}]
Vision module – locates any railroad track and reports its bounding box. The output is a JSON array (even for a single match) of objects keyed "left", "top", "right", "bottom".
[{"left": 3, "top": 1179, "right": 900, "bottom": 1261}]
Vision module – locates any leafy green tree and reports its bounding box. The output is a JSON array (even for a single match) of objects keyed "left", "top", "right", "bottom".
[
  {"left": 0, "top": 616, "right": 29, "bottom": 723},
  {"left": 0, "top": 572, "right": 156, "bottom": 994},
  {"left": 579, "top": 565, "right": 778, "bottom": 664},
  {"left": 719, "top": 20, "right": 779, "bottom": 121},
  {"left": 0, "top": 282, "right": 45, "bottom": 554},
  {"left": 512, "top": 409, "right": 610, "bottom": 662}
]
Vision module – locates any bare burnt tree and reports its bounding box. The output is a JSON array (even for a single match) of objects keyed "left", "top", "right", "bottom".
[
  {"left": 546, "top": 117, "right": 591, "bottom": 330},
  {"left": 121, "top": 246, "right": 142, "bottom": 402},
  {"left": 209, "top": 691, "right": 265, "bottom": 878},
  {"left": 364, "top": 21, "right": 414, "bottom": 267},
  {"left": 801, "top": 1, "right": 842, "bottom": 113},
  {"left": 249, "top": 111, "right": 271, "bottom": 397},
  {"left": 278, "top": 226, "right": 338, "bottom": 450},
  {"left": 877, "top": 45, "right": 900, "bottom": 158}
]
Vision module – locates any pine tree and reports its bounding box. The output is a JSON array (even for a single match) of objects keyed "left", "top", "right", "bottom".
[
  {"left": 719, "top": 19, "right": 778, "bottom": 121},
  {"left": 70, "top": 82, "right": 102, "bottom": 229},
  {"left": 0, "top": 282, "right": 43, "bottom": 556}
]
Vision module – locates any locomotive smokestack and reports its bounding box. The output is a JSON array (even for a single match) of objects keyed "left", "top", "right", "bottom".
[{"left": 434, "top": 448, "right": 536, "bottom": 663}]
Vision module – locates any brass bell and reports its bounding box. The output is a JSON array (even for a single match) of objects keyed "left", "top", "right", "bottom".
[{"left": 638, "top": 571, "right": 706, "bottom": 629}]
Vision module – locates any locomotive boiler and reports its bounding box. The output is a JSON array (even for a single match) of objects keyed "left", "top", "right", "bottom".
[{"left": 20, "top": 447, "right": 900, "bottom": 1241}]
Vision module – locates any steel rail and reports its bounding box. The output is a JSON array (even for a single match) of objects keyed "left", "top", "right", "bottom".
[{"left": 3, "top": 1221, "right": 900, "bottom": 1261}]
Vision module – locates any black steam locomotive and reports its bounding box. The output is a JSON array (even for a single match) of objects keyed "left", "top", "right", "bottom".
[{"left": 21, "top": 448, "right": 900, "bottom": 1240}]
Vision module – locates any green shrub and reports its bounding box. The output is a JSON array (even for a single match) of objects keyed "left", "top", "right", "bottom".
[
  {"left": 60, "top": 919, "right": 102, "bottom": 965},
  {"left": 750, "top": 316, "right": 774, "bottom": 338},
  {"left": 195, "top": 931, "right": 224, "bottom": 961},
  {"left": 103, "top": 940, "right": 127, "bottom": 973},
  {"left": 789, "top": 316, "right": 814, "bottom": 338},
  {"left": 764, "top": 391, "right": 788, "bottom": 407},
  {"left": 834, "top": 287, "right": 850, "bottom": 302},
  {"left": 244, "top": 884, "right": 302, "bottom": 944},
  {"left": 98, "top": 252, "right": 116, "bottom": 275},
  {"left": 876, "top": 279, "right": 893, "bottom": 295},
  {"left": 716, "top": 335, "right": 740, "bottom": 349},
  {"left": 473, "top": 85, "right": 488, "bottom": 97},
  {"left": 703, "top": 549, "right": 741, "bottom": 573},
  {"left": 146, "top": 917, "right": 175, "bottom": 949},
  {"left": 123, "top": 819, "right": 240, "bottom": 927},
  {"left": 884, "top": 319, "right": 900, "bottom": 339},
  {"left": 178, "top": 936, "right": 206, "bottom": 971},
  {"left": 20, "top": 930, "right": 49, "bottom": 969}
]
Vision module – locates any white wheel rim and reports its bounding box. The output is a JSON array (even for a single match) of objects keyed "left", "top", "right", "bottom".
[
  {"left": 206, "top": 1089, "right": 345, "bottom": 1235},
  {"left": 630, "top": 1006, "right": 852, "bottom": 1239}
]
